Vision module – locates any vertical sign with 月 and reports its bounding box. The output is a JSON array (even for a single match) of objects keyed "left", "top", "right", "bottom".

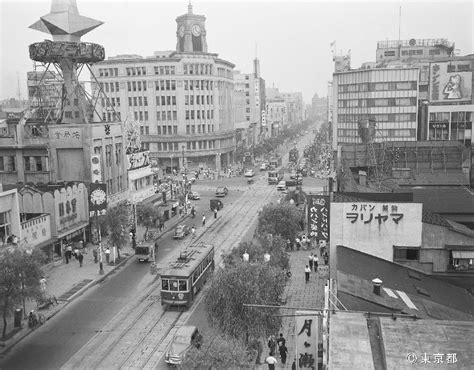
[{"left": 295, "top": 311, "right": 319, "bottom": 369}]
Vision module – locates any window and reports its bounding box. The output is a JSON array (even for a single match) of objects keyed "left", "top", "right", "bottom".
[
  {"left": 157, "top": 126, "right": 161, "bottom": 135},
  {"left": 0, "top": 156, "right": 16, "bottom": 172},
  {"left": 384, "top": 50, "right": 396, "bottom": 57},
  {"left": 186, "top": 125, "right": 190, "bottom": 134},
  {"left": 172, "top": 96, "right": 176, "bottom": 105},
  {"left": 162, "top": 126, "right": 167, "bottom": 135},
  {"left": 394, "top": 247, "right": 420, "bottom": 261},
  {"left": 173, "top": 126, "right": 178, "bottom": 134},
  {"left": 59, "top": 203, "right": 65, "bottom": 217},
  {"left": 145, "top": 111, "right": 149, "bottom": 121}
]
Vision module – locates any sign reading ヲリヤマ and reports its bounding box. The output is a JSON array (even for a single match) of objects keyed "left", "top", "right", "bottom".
[{"left": 330, "top": 202, "right": 423, "bottom": 262}]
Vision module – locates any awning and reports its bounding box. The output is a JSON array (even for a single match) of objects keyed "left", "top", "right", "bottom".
[
  {"left": 452, "top": 251, "right": 474, "bottom": 259},
  {"left": 128, "top": 167, "right": 154, "bottom": 181},
  {"left": 57, "top": 221, "right": 89, "bottom": 239}
]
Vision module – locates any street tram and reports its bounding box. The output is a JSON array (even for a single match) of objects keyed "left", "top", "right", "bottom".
[{"left": 160, "top": 242, "right": 215, "bottom": 309}]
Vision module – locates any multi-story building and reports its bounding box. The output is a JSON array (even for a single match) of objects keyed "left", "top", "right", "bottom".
[
  {"left": 266, "top": 96, "right": 287, "bottom": 137},
  {"left": 332, "top": 67, "right": 419, "bottom": 149},
  {"left": 233, "top": 58, "right": 266, "bottom": 147},
  {"left": 92, "top": 4, "right": 236, "bottom": 173}
]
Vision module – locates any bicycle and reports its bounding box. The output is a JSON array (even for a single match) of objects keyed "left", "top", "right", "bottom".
[{"left": 28, "top": 310, "right": 46, "bottom": 329}]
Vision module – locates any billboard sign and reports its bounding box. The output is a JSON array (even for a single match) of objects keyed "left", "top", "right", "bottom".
[
  {"left": 330, "top": 202, "right": 422, "bottom": 262},
  {"left": 430, "top": 62, "right": 472, "bottom": 103},
  {"left": 89, "top": 183, "right": 107, "bottom": 212},
  {"left": 307, "top": 195, "right": 330, "bottom": 241},
  {"left": 295, "top": 311, "right": 319, "bottom": 369}
]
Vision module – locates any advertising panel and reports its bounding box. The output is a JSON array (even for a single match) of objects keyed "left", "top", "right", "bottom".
[
  {"left": 330, "top": 202, "right": 422, "bottom": 262},
  {"left": 295, "top": 311, "right": 319, "bottom": 369},
  {"left": 89, "top": 183, "right": 107, "bottom": 212},
  {"left": 430, "top": 62, "right": 472, "bottom": 103},
  {"left": 307, "top": 195, "right": 330, "bottom": 241},
  {"left": 127, "top": 150, "right": 150, "bottom": 170}
]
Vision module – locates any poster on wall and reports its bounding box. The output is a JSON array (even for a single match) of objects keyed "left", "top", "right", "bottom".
[
  {"left": 89, "top": 183, "right": 107, "bottom": 212},
  {"left": 429, "top": 62, "right": 472, "bottom": 103},
  {"left": 295, "top": 311, "right": 319, "bottom": 370},
  {"left": 307, "top": 195, "right": 330, "bottom": 241}
]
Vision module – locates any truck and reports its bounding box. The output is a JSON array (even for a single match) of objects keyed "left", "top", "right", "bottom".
[{"left": 135, "top": 242, "right": 155, "bottom": 262}]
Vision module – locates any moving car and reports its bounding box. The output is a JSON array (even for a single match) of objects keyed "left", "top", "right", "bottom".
[
  {"left": 164, "top": 325, "right": 202, "bottom": 365},
  {"left": 174, "top": 224, "right": 191, "bottom": 239},
  {"left": 259, "top": 163, "right": 268, "bottom": 171},
  {"left": 188, "top": 191, "right": 200, "bottom": 200},
  {"left": 215, "top": 186, "right": 228, "bottom": 197},
  {"left": 290, "top": 171, "right": 297, "bottom": 179},
  {"left": 277, "top": 180, "right": 287, "bottom": 191},
  {"left": 244, "top": 169, "right": 255, "bottom": 177}
]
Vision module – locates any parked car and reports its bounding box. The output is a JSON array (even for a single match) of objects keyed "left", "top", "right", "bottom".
[
  {"left": 277, "top": 180, "right": 288, "bottom": 191},
  {"left": 260, "top": 163, "right": 268, "bottom": 171},
  {"left": 173, "top": 224, "right": 191, "bottom": 239},
  {"left": 188, "top": 191, "right": 200, "bottom": 200},
  {"left": 164, "top": 325, "right": 202, "bottom": 365},
  {"left": 244, "top": 169, "right": 255, "bottom": 177},
  {"left": 290, "top": 171, "right": 297, "bottom": 179},
  {"left": 215, "top": 186, "right": 228, "bottom": 197}
]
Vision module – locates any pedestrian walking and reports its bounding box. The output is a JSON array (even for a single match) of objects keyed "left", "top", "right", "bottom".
[
  {"left": 265, "top": 353, "right": 278, "bottom": 370},
  {"left": 291, "top": 358, "right": 297, "bottom": 370},
  {"left": 202, "top": 214, "right": 206, "bottom": 227},
  {"left": 78, "top": 252, "right": 84, "bottom": 267},
  {"left": 286, "top": 238, "right": 292, "bottom": 252},
  {"left": 214, "top": 208, "right": 217, "bottom": 219},
  {"left": 308, "top": 253, "right": 314, "bottom": 270},
  {"left": 105, "top": 247, "right": 111, "bottom": 263},
  {"left": 74, "top": 246, "right": 79, "bottom": 260},
  {"left": 313, "top": 254, "right": 319, "bottom": 273},
  {"left": 191, "top": 225, "right": 196, "bottom": 238},
  {"left": 279, "top": 344, "right": 288, "bottom": 365},
  {"left": 66, "top": 243, "right": 73, "bottom": 264},
  {"left": 295, "top": 237, "right": 301, "bottom": 251},
  {"left": 39, "top": 276, "right": 47, "bottom": 294},
  {"left": 267, "top": 335, "right": 277, "bottom": 356},
  {"left": 305, "top": 265, "right": 311, "bottom": 283},
  {"left": 276, "top": 333, "right": 286, "bottom": 348},
  {"left": 324, "top": 251, "right": 329, "bottom": 265}
]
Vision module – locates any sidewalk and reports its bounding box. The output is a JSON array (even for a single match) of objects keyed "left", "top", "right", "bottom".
[
  {"left": 256, "top": 249, "right": 328, "bottom": 369},
  {"left": 0, "top": 212, "right": 188, "bottom": 356}
]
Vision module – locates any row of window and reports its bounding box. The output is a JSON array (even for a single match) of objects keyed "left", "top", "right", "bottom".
[
  {"left": 183, "top": 63, "right": 213, "bottom": 75},
  {"left": 153, "top": 66, "right": 176, "bottom": 76},
  {"left": 102, "top": 97, "right": 121, "bottom": 107},
  {"left": 127, "top": 81, "right": 148, "bottom": 92},
  {"left": 184, "top": 80, "right": 214, "bottom": 91},
  {"left": 155, "top": 125, "right": 178, "bottom": 135},
  {"left": 156, "top": 96, "right": 177, "bottom": 106},
  {"left": 192, "top": 253, "right": 213, "bottom": 285},
  {"left": 217, "top": 67, "right": 233, "bottom": 79},
  {"left": 429, "top": 123, "right": 471, "bottom": 141},
  {"left": 98, "top": 68, "right": 119, "bottom": 77},
  {"left": 338, "top": 97, "right": 417, "bottom": 108},
  {"left": 185, "top": 95, "right": 214, "bottom": 105},
  {"left": 134, "top": 111, "right": 149, "bottom": 122},
  {"left": 128, "top": 96, "right": 148, "bottom": 107},
  {"left": 161, "top": 279, "right": 187, "bottom": 292},
  {"left": 156, "top": 111, "right": 178, "bottom": 121},
  {"left": 155, "top": 140, "right": 217, "bottom": 152},
  {"left": 24, "top": 156, "right": 49, "bottom": 172},
  {"left": 185, "top": 110, "right": 214, "bottom": 120},
  {"left": 101, "top": 82, "right": 120, "bottom": 93},
  {"left": 339, "top": 81, "right": 417, "bottom": 93},
  {"left": 126, "top": 67, "right": 147, "bottom": 76},
  {"left": 338, "top": 128, "right": 416, "bottom": 138},
  {"left": 0, "top": 156, "right": 15, "bottom": 172},
  {"left": 338, "top": 113, "right": 416, "bottom": 123},
  {"left": 102, "top": 112, "right": 121, "bottom": 122},
  {"left": 429, "top": 112, "right": 472, "bottom": 123},
  {"left": 155, "top": 80, "right": 177, "bottom": 91},
  {"left": 185, "top": 124, "right": 215, "bottom": 134},
  {"left": 338, "top": 121, "right": 416, "bottom": 130}
]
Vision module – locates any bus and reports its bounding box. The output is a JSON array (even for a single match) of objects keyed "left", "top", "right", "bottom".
[
  {"left": 135, "top": 242, "right": 155, "bottom": 262},
  {"left": 160, "top": 242, "right": 215, "bottom": 309},
  {"left": 268, "top": 167, "right": 284, "bottom": 184}
]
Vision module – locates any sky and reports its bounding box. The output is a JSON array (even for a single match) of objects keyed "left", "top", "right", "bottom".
[{"left": 0, "top": 0, "right": 473, "bottom": 103}]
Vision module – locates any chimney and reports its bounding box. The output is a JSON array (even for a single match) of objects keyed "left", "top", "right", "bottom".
[{"left": 372, "top": 278, "right": 382, "bottom": 295}]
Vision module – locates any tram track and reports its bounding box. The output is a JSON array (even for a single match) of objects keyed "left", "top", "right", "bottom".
[{"left": 62, "top": 175, "right": 278, "bottom": 369}]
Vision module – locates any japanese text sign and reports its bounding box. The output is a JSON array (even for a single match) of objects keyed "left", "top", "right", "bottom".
[
  {"left": 295, "top": 311, "right": 319, "bottom": 370},
  {"left": 307, "top": 195, "right": 330, "bottom": 241}
]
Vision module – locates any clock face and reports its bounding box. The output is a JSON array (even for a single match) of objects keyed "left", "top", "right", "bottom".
[
  {"left": 91, "top": 189, "right": 106, "bottom": 205},
  {"left": 178, "top": 25, "right": 185, "bottom": 37},
  {"left": 191, "top": 24, "right": 201, "bottom": 37}
]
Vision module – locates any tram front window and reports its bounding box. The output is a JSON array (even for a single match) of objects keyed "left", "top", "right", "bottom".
[
  {"left": 136, "top": 246, "right": 149, "bottom": 255},
  {"left": 165, "top": 279, "right": 187, "bottom": 291},
  {"left": 162, "top": 279, "right": 169, "bottom": 290},
  {"left": 179, "top": 280, "right": 187, "bottom": 291}
]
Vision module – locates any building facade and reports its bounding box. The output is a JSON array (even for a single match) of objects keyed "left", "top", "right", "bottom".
[
  {"left": 266, "top": 97, "right": 287, "bottom": 137},
  {"left": 92, "top": 4, "right": 236, "bottom": 173},
  {"left": 332, "top": 67, "right": 419, "bottom": 149},
  {"left": 0, "top": 188, "right": 21, "bottom": 247}
]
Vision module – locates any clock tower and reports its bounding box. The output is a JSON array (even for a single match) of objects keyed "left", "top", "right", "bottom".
[{"left": 176, "top": 2, "right": 208, "bottom": 53}]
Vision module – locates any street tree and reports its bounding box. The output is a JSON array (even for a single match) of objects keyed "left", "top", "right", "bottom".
[
  {"left": 100, "top": 203, "right": 129, "bottom": 259},
  {"left": 0, "top": 246, "right": 44, "bottom": 339},
  {"left": 179, "top": 332, "right": 256, "bottom": 369},
  {"left": 223, "top": 237, "right": 289, "bottom": 271},
  {"left": 257, "top": 202, "right": 302, "bottom": 242},
  {"left": 205, "top": 262, "right": 284, "bottom": 347},
  {"left": 136, "top": 203, "right": 161, "bottom": 239}
]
